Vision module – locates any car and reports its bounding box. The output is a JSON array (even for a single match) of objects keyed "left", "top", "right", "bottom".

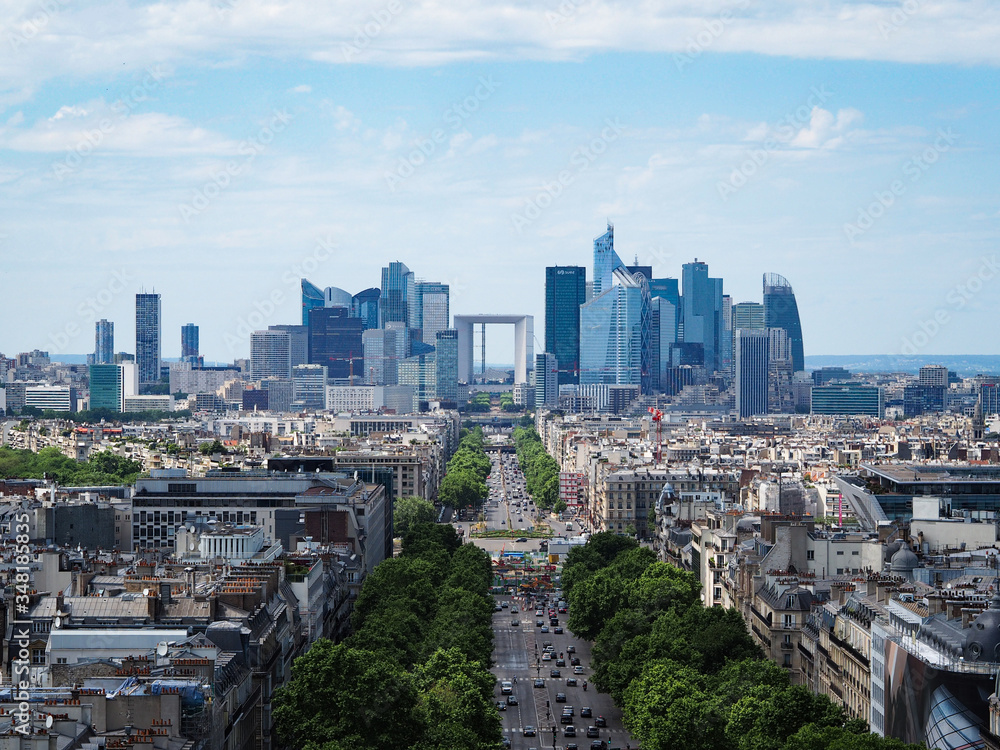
[
  {"left": 542, "top": 653, "right": 551, "bottom": 661},
  {"left": 561, "top": 713, "right": 574, "bottom": 724},
  {"left": 566, "top": 677, "right": 577, "bottom": 686},
  {"left": 511, "top": 619, "right": 520, "bottom": 627},
  {"left": 566, "top": 645, "right": 576, "bottom": 653},
  {"left": 501, "top": 680, "right": 512, "bottom": 695},
  {"left": 511, "top": 607, "right": 518, "bottom": 613},
  {"left": 574, "top": 666, "right": 585, "bottom": 675},
  {"left": 550, "top": 617, "right": 559, "bottom": 625},
  {"left": 580, "top": 707, "right": 592, "bottom": 718},
  {"left": 506, "top": 694, "right": 518, "bottom": 706},
  {"left": 495, "top": 603, "right": 503, "bottom": 612},
  {"left": 555, "top": 692, "right": 566, "bottom": 702},
  {"left": 515, "top": 537, "right": 528, "bottom": 542},
  {"left": 535, "top": 610, "right": 543, "bottom": 616},
  {"left": 556, "top": 658, "right": 566, "bottom": 667},
  {"left": 523, "top": 726, "right": 536, "bottom": 737},
  {"left": 563, "top": 726, "right": 576, "bottom": 737},
  {"left": 594, "top": 716, "right": 607, "bottom": 727},
  {"left": 550, "top": 669, "right": 561, "bottom": 678},
  {"left": 586, "top": 726, "right": 600, "bottom": 738},
  {"left": 495, "top": 700, "right": 506, "bottom": 711},
  {"left": 562, "top": 706, "right": 574, "bottom": 716},
  {"left": 565, "top": 745, "right": 578, "bottom": 750},
  {"left": 559, "top": 606, "right": 568, "bottom": 613},
  {"left": 590, "top": 742, "right": 604, "bottom": 749},
  {"left": 534, "top": 678, "right": 545, "bottom": 688},
  {"left": 571, "top": 657, "right": 582, "bottom": 667},
  {"left": 536, "top": 620, "right": 544, "bottom": 627},
  {"left": 500, "top": 738, "right": 510, "bottom": 748},
  {"left": 554, "top": 627, "right": 564, "bottom": 634},
  {"left": 541, "top": 626, "right": 550, "bottom": 633}
]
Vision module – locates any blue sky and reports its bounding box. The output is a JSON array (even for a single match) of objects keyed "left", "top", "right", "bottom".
[{"left": 1, "top": 0, "right": 998, "bottom": 364}]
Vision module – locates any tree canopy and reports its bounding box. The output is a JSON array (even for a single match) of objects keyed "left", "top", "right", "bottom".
[
  {"left": 0, "top": 446, "right": 142, "bottom": 485},
  {"left": 394, "top": 496, "right": 437, "bottom": 538}
]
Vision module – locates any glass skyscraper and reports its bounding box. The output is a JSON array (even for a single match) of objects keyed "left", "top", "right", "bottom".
[
  {"left": 580, "top": 283, "right": 645, "bottom": 387},
  {"left": 352, "top": 287, "right": 381, "bottom": 331},
  {"left": 181, "top": 323, "right": 199, "bottom": 362},
  {"left": 763, "top": 273, "right": 805, "bottom": 373},
  {"left": 301, "top": 278, "right": 325, "bottom": 325},
  {"left": 434, "top": 329, "right": 459, "bottom": 401},
  {"left": 250, "top": 330, "right": 291, "bottom": 379},
  {"left": 592, "top": 223, "right": 620, "bottom": 298},
  {"left": 308, "top": 307, "right": 364, "bottom": 381},
  {"left": 94, "top": 319, "right": 114, "bottom": 365},
  {"left": 735, "top": 329, "right": 770, "bottom": 419},
  {"left": 680, "top": 260, "right": 724, "bottom": 374},
  {"left": 545, "top": 266, "right": 586, "bottom": 385},
  {"left": 135, "top": 293, "right": 161, "bottom": 385},
  {"left": 416, "top": 281, "right": 450, "bottom": 344},
  {"left": 380, "top": 261, "right": 415, "bottom": 328}
]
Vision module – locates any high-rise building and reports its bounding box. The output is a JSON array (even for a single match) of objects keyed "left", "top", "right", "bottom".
[
  {"left": 292, "top": 364, "right": 329, "bottom": 410},
  {"left": 592, "top": 223, "right": 616, "bottom": 298},
  {"left": 434, "top": 329, "right": 459, "bottom": 402},
  {"left": 651, "top": 296, "right": 678, "bottom": 392},
  {"left": 268, "top": 324, "right": 309, "bottom": 367},
  {"left": 732, "top": 302, "right": 765, "bottom": 331},
  {"left": 352, "top": 288, "right": 381, "bottom": 331},
  {"left": 94, "top": 319, "right": 114, "bottom": 365},
  {"left": 325, "top": 286, "right": 354, "bottom": 309},
  {"left": 135, "top": 293, "right": 161, "bottom": 385},
  {"left": 811, "top": 384, "right": 884, "bottom": 417},
  {"left": 416, "top": 281, "right": 450, "bottom": 344},
  {"left": 763, "top": 273, "right": 805, "bottom": 374},
  {"left": 89, "top": 362, "right": 138, "bottom": 412},
  {"left": 308, "top": 307, "right": 364, "bottom": 381},
  {"left": 681, "top": 260, "right": 724, "bottom": 374},
  {"left": 250, "top": 330, "right": 291, "bottom": 379},
  {"left": 720, "top": 294, "right": 733, "bottom": 375},
  {"left": 261, "top": 377, "right": 293, "bottom": 413},
  {"left": 919, "top": 365, "right": 949, "bottom": 387},
  {"left": 767, "top": 327, "right": 794, "bottom": 414},
  {"left": 181, "top": 323, "right": 199, "bottom": 362},
  {"left": 398, "top": 353, "right": 435, "bottom": 411},
  {"left": 545, "top": 266, "right": 587, "bottom": 385},
  {"left": 535, "top": 352, "right": 558, "bottom": 408},
  {"left": 380, "top": 262, "right": 415, "bottom": 328},
  {"left": 301, "top": 279, "right": 325, "bottom": 326},
  {"left": 735, "top": 329, "right": 770, "bottom": 419}
]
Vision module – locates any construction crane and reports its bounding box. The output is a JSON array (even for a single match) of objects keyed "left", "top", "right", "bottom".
[{"left": 648, "top": 407, "right": 663, "bottom": 464}]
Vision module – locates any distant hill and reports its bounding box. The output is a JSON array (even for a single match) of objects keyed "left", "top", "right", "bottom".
[{"left": 806, "top": 355, "right": 1000, "bottom": 377}]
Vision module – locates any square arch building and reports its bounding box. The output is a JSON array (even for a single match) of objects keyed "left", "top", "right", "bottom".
[{"left": 454, "top": 315, "right": 533, "bottom": 384}]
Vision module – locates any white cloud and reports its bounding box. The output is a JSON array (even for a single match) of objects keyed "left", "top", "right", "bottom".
[
  {"left": 289, "top": 84, "right": 312, "bottom": 93},
  {"left": 790, "top": 106, "right": 864, "bottom": 149}
]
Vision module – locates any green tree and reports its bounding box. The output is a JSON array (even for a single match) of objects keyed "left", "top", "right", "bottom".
[
  {"left": 623, "top": 660, "right": 725, "bottom": 750},
  {"left": 438, "top": 470, "right": 487, "bottom": 509},
  {"left": 726, "top": 684, "right": 845, "bottom": 750},
  {"left": 394, "top": 496, "right": 437, "bottom": 538},
  {"left": 199, "top": 439, "right": 227, "bottom": 455}
]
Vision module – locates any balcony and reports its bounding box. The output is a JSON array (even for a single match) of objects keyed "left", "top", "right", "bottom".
[{"left": 780, "top": 641, "right": 795, "bottom": 651}]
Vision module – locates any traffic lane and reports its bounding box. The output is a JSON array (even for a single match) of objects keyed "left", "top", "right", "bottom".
[{"left": 492, "top": 596, "right": 541, "bottom": 750}]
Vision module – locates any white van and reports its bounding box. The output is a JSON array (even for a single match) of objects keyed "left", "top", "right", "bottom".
[
  {"left": 501, "top": 680, "right": 513, "bottom": 695},
  {"left": 565, "top": 522, "right": 573, "bottom": 531}
]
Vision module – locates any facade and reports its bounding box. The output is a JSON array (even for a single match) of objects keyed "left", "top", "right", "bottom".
[
  {"left": 181, "top": 323, "right": 199, "bottom": 361},
  {"left": 325, "top": 286, "right": 354, "bottom": 308},
  {"left": 301, "top": 277, "right": 325, "bottom": 325},
  {"left": 592, "top": 223, "right": 617, "bottom": 298},
  {"left": 454, "top": 315, "right": 533, "bottom": 385},
  {"left": 261, "top": 377, "right": 294, "bottom": 412},
  {"left": 269, "top": 323, "right": 309, "bottom": 367},
  {"left": 135, "top": 292, "right": 161, "bottom": 385},
  {"left": 812, "top": 384, "right": 885, "bottom": 418},
  {"left": 535, "top": 352, "right": 558, "bottom": 408},
  {"left": 399, "top": 353, "right": 436, "bottom": 410},
  {"left": 733, "top": 301, "right": 765, "bottom": 331},
  {"left": 292, "top": 364, "right": 329, "bottom": 410},
  {"left": 735, "top": 329, "right": 769, "bottom": 419},
  {"left": 251, "top": 330, "right": 292, "bottom": 379},
  {"left": 308, "top": 307, "right": 364, "bottom": 381},
  {"left": 352, "top": 287, "right": 381, "bottom": 330},
  {"left": 580, "top": 283, "right": 645, "bottom": 387},
  {"left": 434, "top": 329, "right": 459, "bottom": 401},
  {"left": 763, "top": 273, "right": 805, "bottom": 373},
  {"left": 89, "top": 362, "right": 138, "bottom": 412},
  {"left": 919, "top": 365, "right": 949, "bottom": 387},
  {"left": 415, "top": 281, "right": 450, "bottom": 344},
  {"left": 94, "top": 319, "right": 114, "bottom": 364},
  {"left": 681, "top": 259, "right": 724, "bottom": 373},
  {"left": 545, "top": 265, "right": 587, "bottom": 384},
  {"left": 25, "top": 385, "right": 72, "bottom": 412},
  {"left": 380, "top": 261, "right": 415, "bottom": 327}
]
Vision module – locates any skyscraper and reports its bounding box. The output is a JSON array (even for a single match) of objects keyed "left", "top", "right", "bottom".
[
  {"left": 135, "top": 293, "right": 161, "bottom": 385},
  {"left": 545, "top": 266, "right": 586, "bottom": 385},
  {"left": 535, "top": 352, "right": 558, "bottom": 408},
  {"left": 416, "top": 281, "right": 450, "bottom": 344},
  {"left": 352, "top": 287, "right": 381, "bottom": 331},
  {"left": 292, "top": 364, "right": 328, "bottom": 410},
  {"left": 308, "top": 307, "right": 364, "bottom": 381},
  {"left": 268, "top": 324, "right": 309, "bottom": 367},
  {"left": 181, "top": 323, "right": 199, "bottom": 362},
  {"left": 434, "top": 329, "right": 459, "bottom": 402},
  {"left": 732, "top": 302, "right": 765, "bottom": 330},
  {"left": 301, "top": 279, "right": 325, "bottom": 326},
  {"left": 763, "top": 273, "right": 805, "bottom": 374},
  {"left": 681, "top": 260, "right": 724, "bottom": 373},
  {"left": 380, "top": 261, "right": 415, "bottom": 328},
  {"left": 592, "top": 223, "right": 618, "bottom": 298},
  {"left": 325, "top": 286, "right": 354, "bottom": 308},
  {"left": 250, "top": 330, "right": 291, "bottom": 379},
  {"left": 89, "top": 362, "right": 137, "bottom": 412},
  {"left": 94, "top": 319, "right": 114, "bottom": 365},
  {"left": 735, "top": 329, "right": 769, "bottom": 419}
]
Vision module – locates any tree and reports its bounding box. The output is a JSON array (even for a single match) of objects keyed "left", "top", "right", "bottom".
[
  {"left": 553, "top": 499, "right": 567, "bottom": 513},
  {"left": 438, "top": 470, "right": 487, "bottom": 509},
  {"left": 394, "top": 496, "right": 437, "bottom": 538},
  {"left": 199, "top": 439, "right": 227, "bottom": 455},
  {"left": 623, "top": 661, "right": 725, "bottom": 750},
  {"left": 413, "top": 648, "right": 503, "bottom": 750},
  {"left": 726, "top": 684, "right": 845, "bottom": 750}
]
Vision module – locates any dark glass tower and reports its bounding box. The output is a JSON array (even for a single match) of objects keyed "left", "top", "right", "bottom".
[
  {"left": 308, "top": 307, "right": 364, "bottom": 381},
  {"left": 181, "top": 323, "right": 199, "bottom": 361},
  {"left": 352, "top": 287, "right": 381, "bottom": 331},
  {"left": 763, "top": 273, "right": 805, "bottom": 373},
  {"left": 680, "top": 260, "right": 723, "bottom": 373},
  {"left": 95, "top": 319, "right": 114, "bottom": 364},
  {"left": 301, "top": 278, "right": 324, "bottom": 326},
  {"left": 135, "top": 293, "right": 161, "bottom": 385},
  {"left": 380, "top": 261, "right": 414, "bottom": 328},
  {"left": 545, "top": 266, "right": 586, "bottom": 385}
]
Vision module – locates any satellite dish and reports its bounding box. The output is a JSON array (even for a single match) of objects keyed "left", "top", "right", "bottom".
[
  {"left": 45, "top": 715, "right": 53, "bottom": 729},
  {"left": 142, "top": 589, "right": 150, "bottom": 596},
  {"left": 156, "top": 642, "right": 168, "bottom": 657}
]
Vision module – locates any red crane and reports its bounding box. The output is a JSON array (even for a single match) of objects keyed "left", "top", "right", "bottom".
[{"left": 648, "top": 407, "right": 663, "bottom": 464}]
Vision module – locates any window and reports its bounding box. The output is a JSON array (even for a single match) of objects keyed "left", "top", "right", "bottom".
[
  {"left": 836, "top": 550, "right": 844, "bottom": 556},
  {"left": 783, "top": 654, "right": 792, "bottom": 667},
  {"left": 852, "top": 551, "right": 860, "bottom": 556},
  {"left": 806, "top": 550, "right": 815, "bottom": 560},
  {"left": 31, "top": 649, "right": 46, "bottom": 665},
  {"left": 56, "top": 657, "right": 67, "bottom": 664}
]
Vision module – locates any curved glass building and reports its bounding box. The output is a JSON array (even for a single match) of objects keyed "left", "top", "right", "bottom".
[
  {"left": 301, "top": 278, "right": 324, "bottom": 326},
  {"left": 763, "top": 273, "right": 804, "bottom": 373}
]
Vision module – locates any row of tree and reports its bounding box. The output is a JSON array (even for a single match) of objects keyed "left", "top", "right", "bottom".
[
  {"left": 0, "top": 445, "right": 143, "bottom": 485},
  {"left": 562, "top": 534, "right": 924, "bottom": 750},
  {"left": 437, "top": 427, "right": 491, "bottom": 509},
  {"left": 273, "top": 523, "right": 502, "bottom": 750},
  {"left": 512, "top": 426, "right": 560, "bottom": 509}
]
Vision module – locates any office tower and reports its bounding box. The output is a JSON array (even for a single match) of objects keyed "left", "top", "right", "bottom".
[
  {"left": 434, "top": 329, "right": 459, "bottom": 402},
  {"left": 89, "top": 362, "right": 138, "bottom": 412},
  {"left": 308, "top": 307, "right": 364, "bottom": 381},
  {"left": 250, "top": 330, "right": 291, "bottom": 379},
  {"left": 535, "top": 352, "right": 558, "bottom": 408},
  {"left": 681, "top": 260, "right": 724, "bottom": 374},
  {"left": 763, "top": 273, "right": 805, "bottom": 373},
  {"left": 94, "top": 320, "right": 114, "bottom": 365},
  {"left": 732, "top": 302, "right": 765, "bottom": 331},
  {"left": 767, "top": 327, "right": 794, "bottom": 414},
  {"left": 811, "top": 384, "right": 884, "bottom": 418},
  {"left": 363, "top": 329, "right": 392, "bottom": 385},
  {"left": 325, "top": 286, "right": 353, "bottom": 308},
  {"left": 721, "top": 295, "right": 733, "bottom": 375},
  {"left": 292, "top": 364, "right": 329, "bottom": 410},
  {"left": 181, "top": 323, "right": 199, "bottom": 362},
  {"left": 626, "top": 263, "right": 652, "bottom": 281},
  {"left": 398, "top": 353, "right": 435, "bottom": 411},
  {"left": 242, "top": 389, "right": 268, "bottom": 411},
  {"left": 380, "top": 261, "right": 415, "bottom": 328},
  {"left": 261, "top": 377, "right": 293, "bottom": 412},
  {"left": 735, "top": 329, "right": 769, "bottom": 419},
  {"left": 135, "top": 293, "right": 161, "bottom": 385},
  {"left": 301, "top": 279, "right": 325, "bottom": 325},
  {"left": 652, "top": 296, "right": 678, "bottom": 392},
  {"left": 268, "top": 324, "right": 309, "bottom": 367},
  {"left": 919, "top": 365, "right": 949, "bottom": 387},
  {"left": 592, "top": 223, "right": 616, "bottom": 297},
  {"left": 545, "top": 266, "right": 587, "bottom": 385},
  {"left": 352, "top": 287, "right": 381, "bottom": 331},
  {"left": 416, "top": 282, "right": 450, "bottom": 344},
  {"left": 580, "top": 283, "right": 646, "bottom": 387}
]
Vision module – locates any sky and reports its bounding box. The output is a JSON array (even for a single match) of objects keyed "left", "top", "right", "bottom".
[{"left": 1, "top": 0, "right": 998, "bottom": 365}]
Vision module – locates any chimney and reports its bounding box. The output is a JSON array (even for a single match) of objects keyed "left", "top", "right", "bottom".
[
  {"left": 56, "top": 591, "right": 64, "bottom": 613},
  {"left": 159, "top": 582, "right": 172, "bottom": 606}
]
